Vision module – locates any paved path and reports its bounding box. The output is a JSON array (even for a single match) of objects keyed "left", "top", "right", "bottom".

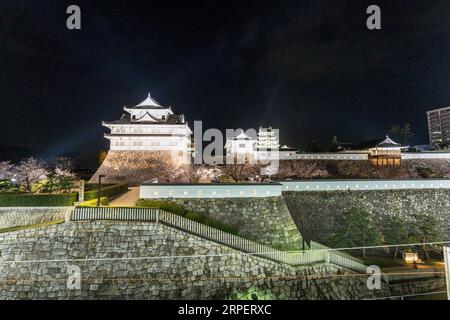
[{"left": 109, "top": 187, "right": 140, "bottom": 207}]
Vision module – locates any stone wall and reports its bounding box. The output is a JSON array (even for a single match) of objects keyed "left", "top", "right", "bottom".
[
  {"left": 0, "top": 221, "right": 391, "bottom": 300},
  {"left": 389, "top": 278, "right": 445, "bottom": 298},
  {"left": 283, "top": 189, "right": 450, "bottom": 244},
  {"left": 160, "top": 196, "right": 303, "bottom": 250},
  {"left": 0, "top": 221, "right": 443, "bottom": 300},
  {"left": 0, "top": 207, "right": 71, "bottom": 229}
]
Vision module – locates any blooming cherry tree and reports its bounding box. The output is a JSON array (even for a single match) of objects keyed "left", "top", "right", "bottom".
[
  {"left": 16, "top": 158, "right": 48, "bottom": 192},
  {"left": 0, "top": 161, "right": 14, "bottom": 180}
]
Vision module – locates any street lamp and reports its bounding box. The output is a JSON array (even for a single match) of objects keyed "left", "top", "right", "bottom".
[{"left": 97, "top": 174, "right": 106, "bottom": 207}]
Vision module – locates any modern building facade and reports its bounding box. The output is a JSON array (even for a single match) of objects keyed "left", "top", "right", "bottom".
[{"left": 427, "top": 106, "right": 450, "bottom": 149}]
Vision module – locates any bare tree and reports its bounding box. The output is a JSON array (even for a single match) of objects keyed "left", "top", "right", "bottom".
[{"left": 16, "top": 158, "right": 48, "bottom": 193}]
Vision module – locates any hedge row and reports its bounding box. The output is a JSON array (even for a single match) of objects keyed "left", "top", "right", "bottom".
[
  {"left": 84, "top": 183, "right": 128, "bottom": 201},
  {"left": 77, "top": 197, "right": 109, "bottom": 207},
  {"left": 136, "top": 199, "right": 239, "bottom": 235},
  {"left": 0, "top": 193, "right": 78, "bottom": 207}
]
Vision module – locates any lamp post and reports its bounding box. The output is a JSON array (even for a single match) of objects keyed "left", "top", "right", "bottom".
[
  {"left": 444, "top": 246, "right": 450, "bottom": 300},
  {"left": 97, "top": 175, "right": 106, "bottom": 207},
  {"left": 300, "top": 218, "right": 306, "bottom": 252}
]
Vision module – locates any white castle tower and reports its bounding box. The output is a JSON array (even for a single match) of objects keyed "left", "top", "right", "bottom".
[
  {"left": 103, "top": 93, "right": 192, "bottom": 154},
  {"left": 90, "top": 93, "right": 192, "bottom": 186},
  {"left": 257, "top": 126, "right": 279, "bottom": 150}
]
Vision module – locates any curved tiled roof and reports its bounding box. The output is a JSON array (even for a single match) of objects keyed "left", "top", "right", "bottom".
[{"left": 103, "top": 113, "right": 186, "bottom": 125}]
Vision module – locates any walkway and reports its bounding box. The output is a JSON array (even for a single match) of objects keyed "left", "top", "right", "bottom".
[{"left": 109, "top": 187, "right": 140, "bottom": 207}]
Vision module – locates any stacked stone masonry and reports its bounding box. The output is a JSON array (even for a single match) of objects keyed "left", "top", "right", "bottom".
[
  {"left": 0, "top": 221, "right": 379, "bottom": 299},
  {"left": 0, "top": 221, "right": 443, "bottom": 300},
  {"left": 159, "top": 196, "right": 303, "bottom": 250},
  {"left": 0, "top": 207, "right": 71, "bottom": 229},
  {"left": 283, "top": 189, "right": 450, "bottom": 243}
]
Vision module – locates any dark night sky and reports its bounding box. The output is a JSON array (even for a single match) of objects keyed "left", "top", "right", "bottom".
[{"left": 1, "top": 0, "right": 449, "bottom": 160}]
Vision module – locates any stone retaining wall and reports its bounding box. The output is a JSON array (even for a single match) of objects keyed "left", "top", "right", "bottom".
[
  {"left": 158, "top": 196, "right": 303, "bottom": 250},
  {"left": 283, "top": 189, "right": 450, "bottom": 244},
  {"left": 0, "top": 207, "right": 71, "bottom": 229},
  {"left": 0, "top": 221, "right": 389, "bottom": 300},
  {"left": 0, "top": 221, "right": 443, "bottom": 300}
]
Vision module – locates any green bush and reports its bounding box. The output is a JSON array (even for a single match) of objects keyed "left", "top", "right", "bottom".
[
  {"left": 84, "top": 183, "right": 116, "bottom": 191},
  {"left": 136, "top": 199, "right": 166, "bottom": 208},
  {"left": 136, "top": 199, "right": 186, "bottom": 216},
  {"left": 137, "top": 199, "right": 239, "bottom": 235},
  {"left": 202, "top": 216, "right": 239, "bottom": 235},
  {"left": 0, "top": 193, "right": 78, "bottom": 207},
  {"left": 77, "top": 197, "right": 109, "bottom": 207},
  {"left": 0, "top": 180, "right": 17, "bottom": 193},
  {"left": 185, "top": 211, "right": 202, "bottom": 221},
  {"left": 160, "top": 202, "right": 185, "bottom": 216},
  {"left": 84, "top": 183, "right": 128, "bottom": 201}
]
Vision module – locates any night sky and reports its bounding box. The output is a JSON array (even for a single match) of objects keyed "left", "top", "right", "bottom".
[{"left": 1, "top": 0, "right": 449, "bottom": 161}]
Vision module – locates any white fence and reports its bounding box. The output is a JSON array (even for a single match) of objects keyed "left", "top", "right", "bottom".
[
  {"left": 383, "top": 267, "right": 443, "bottom": 283},
  {"left": 139, "top": 179, "right": 450, "bottom": 199},
  {"left": 70, "top": 207, "right": 368, "bottom": 273},
  {"left": 139, "top": 183, "right": 282, "bottom": 199},
  {"left": 294, "top": 153, "right": 368, "bottom": 160},
  {"left": 281, "top": 179, "right": 450, "bottom": 192},
  {"left": 402, "top": 152, "right": 450, "bottom": 159}
]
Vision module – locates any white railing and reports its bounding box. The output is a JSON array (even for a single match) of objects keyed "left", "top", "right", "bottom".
[
  {"left": 310, "top": 241, "right": 364, "bottom": 264},
  {"left": 295, "top": 153, "right": 368, "bottom": 160},
  {"left": 70, "top": 207, "right": 368, "bottom": 273},
  {"left": 383, "top": 267, "right": 443, "bottom": 283},
  {"left": 402, "top": 152, "right": 450, "bottom": 159},
  {"left": 281, "top": 179, "right": 450, "bottom": 191},
  {"left": 139, "top": 183, "right": 282, "bottom": 199}
]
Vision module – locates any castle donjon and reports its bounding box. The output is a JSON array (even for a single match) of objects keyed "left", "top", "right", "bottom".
[{"left": 90, "top": 93, "right": 192, "bottom": 185}]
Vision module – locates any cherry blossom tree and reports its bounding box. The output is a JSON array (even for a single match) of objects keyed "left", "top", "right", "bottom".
[
  {"left": 184, "top": 164, "right": 222, "bottom": 183},
  {"left": 151, "top": 158, "right": 185, "bottom": 183},
  {"left": 16, "top": 158, "right": 48, "bottom": 193},
  {"left": 276, "top": 160, "right": 329, "bottom": 179},
  {"left": 0, "top": 161, "right": 16, "bottom": 192},
  {"left": 260, "top": 161, "right": 279, "bottom": 181},
  {"left": 222, "top": 156, "right": 261, "bottom": 182},
  {"left": 0, "top": 161, "right": 14, "bottom": 180}
]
